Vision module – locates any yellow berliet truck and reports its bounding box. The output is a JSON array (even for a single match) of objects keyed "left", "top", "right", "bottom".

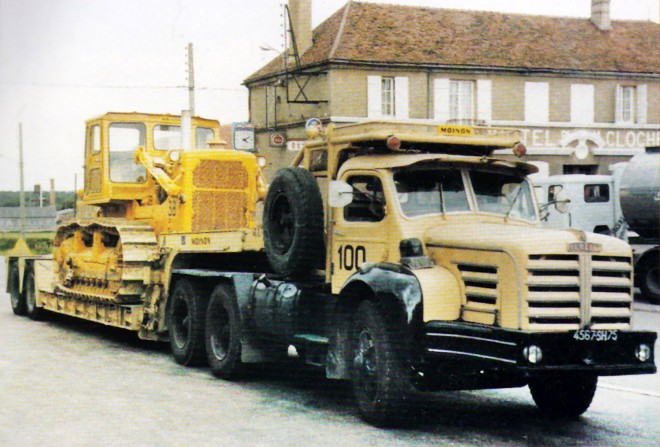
[{"left": 6, "top": 116, "right": 656, "bottom": 427}]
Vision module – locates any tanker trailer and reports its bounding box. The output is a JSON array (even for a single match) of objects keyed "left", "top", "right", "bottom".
[{"left": 620, "top": 147, "right": 659, "bottom": 303}]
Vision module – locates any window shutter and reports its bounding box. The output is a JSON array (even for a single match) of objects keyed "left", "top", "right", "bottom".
[
  {"left": 570, "top": 84, "right": 594, "bottom": 124},
  {"left": 636, "top": 84, "right": 647, "bottom": 124},
  {"left": 524, "top": 82, "right": 549, "bottom": 123},
  {"left": 367, "top": 76, "right": 382, "bottom": 118},
  {"left": 615, "top": 84, "right": 624, "bottom": 123},
  {"left": 395, "top": 76, "right": 409, "bottom": 119},
  {"left": 476, "top": 80, "right": 492, "bottom": 123},
  {"left": 434, "top": 78, "right": 450, "bottom": 123}
]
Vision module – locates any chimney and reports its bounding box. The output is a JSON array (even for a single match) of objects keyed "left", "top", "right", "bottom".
[
  {"left": 289, "top": 0, "right": 313, "bottom": 55},
  {"left": 591, "top": 0, "right": 611, "bottom": 31}
]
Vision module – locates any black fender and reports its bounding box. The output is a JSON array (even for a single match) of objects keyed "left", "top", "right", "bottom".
[{"left": 327, "top": 262, "right": 424, "bottom": 380}]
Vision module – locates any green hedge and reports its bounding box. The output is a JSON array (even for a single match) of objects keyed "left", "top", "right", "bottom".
[{"left": 0, "top": 234, "right": 54, "bottom": 255}]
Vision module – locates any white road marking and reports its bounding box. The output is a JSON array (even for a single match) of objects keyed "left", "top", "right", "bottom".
[{"left": 599, "top": 383, "right": 660, "bottom": 398}]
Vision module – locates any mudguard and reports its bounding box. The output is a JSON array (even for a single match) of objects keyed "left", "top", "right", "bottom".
[
  {"left": 327, "top": 262, "right": 425, "bottom": 380},
  {"left": 342, "top": 262, "right": 423, "bottom": 325}
]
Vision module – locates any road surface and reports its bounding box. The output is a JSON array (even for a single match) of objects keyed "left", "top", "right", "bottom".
[{"left": 0, "top": 258, "right": 658, "bottom": 446}]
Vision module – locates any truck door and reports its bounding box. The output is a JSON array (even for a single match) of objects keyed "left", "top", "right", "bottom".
[{"left": 331, "top": 173, "right": 390, "bottom": 292}]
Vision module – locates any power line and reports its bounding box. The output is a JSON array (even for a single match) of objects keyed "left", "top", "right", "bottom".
[{"left": 0, "top": 81, "right": 245, "bottom": 92}]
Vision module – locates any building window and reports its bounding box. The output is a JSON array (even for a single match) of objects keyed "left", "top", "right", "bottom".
[
  {"left": 524, "top": 82, "right": 549, "bottom": 123},
  {"left": 367, "top": 76, "right": 409, "bottom": 119},
  {"left": 616, "top": 84, "right": 647, "bottom": 124},
  {"left": 563, "top": 164, "right": 598, "bottom": 175},
  {"left": 619, "top": 86, "right": 635, "bottom": 123},
  {"left": 381, "top": 77, "right": 395, "bottom": 117},
  {"left": 449, "top": 80, "right": 474, "bottom": 121},
  {"left": 570, "top": 84, "right": 595, "bottom": 124},
  {"left": 435, "top": 79, "right": 490, "bottom": 123}
]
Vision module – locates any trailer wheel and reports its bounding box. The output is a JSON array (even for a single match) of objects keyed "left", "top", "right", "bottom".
[
  {"left": 529, "top": 372, "right": 597, "bottom": 418},
  {"left": 24, "top": 267, "right": 45, "bottom": 321},
  {"left": 638, "top": 253, "right": 660, "bottom": 304},
  {"left": 167, "top": 279, "right": 208, "bottom": 366},
  {"left": 8, "top": 262, "right": 26, "bottom": 316},
  {"left": 350, "top": 300, "right": 414, "bottom": 427},
  {"left": 263, "top": 167, "right": 324, "bottom": 277},
  {"left": 205, "top": 284, "right": 243, "bottom": 380}
]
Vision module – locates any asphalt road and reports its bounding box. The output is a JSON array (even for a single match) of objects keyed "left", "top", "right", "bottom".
[{"left": 1, "top": 258, "right": 658, "bottom": 447}]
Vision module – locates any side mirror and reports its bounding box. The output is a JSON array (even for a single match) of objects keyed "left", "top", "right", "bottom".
[
  {"left": 328, "top": 180, "right": 354, "bottom": 208},
  {"left": 554, "top": 189, "right": 570, "bottom": 214}
]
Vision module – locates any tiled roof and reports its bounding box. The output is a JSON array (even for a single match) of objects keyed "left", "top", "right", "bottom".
[{"left": 245, "top": 1, "right": 659, "bottom": 83}]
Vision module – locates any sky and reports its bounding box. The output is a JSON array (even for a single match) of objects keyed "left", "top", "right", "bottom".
[{"left": 0, "top": 0, "right": 658, "bottom": 192}]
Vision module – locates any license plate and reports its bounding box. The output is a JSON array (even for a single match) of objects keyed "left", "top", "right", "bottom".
[{"left": 573, "top": 329, "right": 618, "bottom": 342}]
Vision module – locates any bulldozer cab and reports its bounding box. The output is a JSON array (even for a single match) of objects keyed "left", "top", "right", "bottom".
[{"left": 82, "top": 112, "right": 220, "bottom": 205}]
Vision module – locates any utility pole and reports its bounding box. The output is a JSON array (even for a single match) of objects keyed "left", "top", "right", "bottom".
[
  {"left": 187, "top": 42, "right": 195, "bottom": 116},
  {"left": 18, "top": 123, "right": 26, "bottom": 238}
]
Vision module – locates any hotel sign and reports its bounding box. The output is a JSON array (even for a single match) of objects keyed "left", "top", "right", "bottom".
[{"left": 519, "top": 128, "right": 660, "bottom": 149}]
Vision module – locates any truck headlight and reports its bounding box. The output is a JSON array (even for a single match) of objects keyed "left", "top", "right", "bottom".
[
  {"left": 523, "top": 345, "right": 543, "bottom": 364},
  {"left": 635, "top": 344, "right": 651, "bottom": 362}
]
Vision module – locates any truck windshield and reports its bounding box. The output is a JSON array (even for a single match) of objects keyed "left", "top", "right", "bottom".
[
  {"left": 394, "top": 170, "right": 469, "bottom": 216},
  {"left": 470, "top": 171, "right": 536, "bottom": 221}
]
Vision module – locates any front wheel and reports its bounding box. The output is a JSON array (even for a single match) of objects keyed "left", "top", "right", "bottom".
[
  {"left": 351, "top": 300, "right": 415, "bottom": 427},
  {"left": 167, "top": 279, "right": 208, "bottom": 366},
  {"left": 638, "top": 254, "right": 660, "bottom": 304},
  {"left": 205, "top": 284, "right": 243, "bottom": 380},
  {"left": 529, "top": 373, "right": 597, "bottom": 418},
  {"left": 8, "top": 262, "right": 26, "bottom": 316}
]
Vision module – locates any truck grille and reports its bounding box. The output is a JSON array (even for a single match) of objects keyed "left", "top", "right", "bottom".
[
  {"left": 457, "top": 264, "right": 498, "bottom": 306},
  {"left": 527, "top": 254, "right": 632, "bottom": 331}
]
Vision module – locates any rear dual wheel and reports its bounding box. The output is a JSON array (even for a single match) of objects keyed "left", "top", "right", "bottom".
[
  {"left": 24, "top": 268, "right": 45, "bottom": 321},
  {"left": 167, "top": 279, "right": 208, "bottom": 366},
  {"left": 205, "top": 284, "right": 243, "bottom": 380},
  {"left": 8, "top": 262, "right": 26, "bottom": 316}
]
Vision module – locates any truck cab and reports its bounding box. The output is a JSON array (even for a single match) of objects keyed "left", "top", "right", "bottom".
[
  {"left": 251, "top": 120, "right": 656, "bottom": 425},
  {"left": 534, "top": 174, "right": 620, "bottom": 235}
]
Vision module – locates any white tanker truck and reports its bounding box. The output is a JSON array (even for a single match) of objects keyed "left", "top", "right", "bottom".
[
  {"left": 534, "top": 147, "right": 659, "bottom": 304},
  {"left": 619, "top": 147, "right": 659, "bottom": 304}
]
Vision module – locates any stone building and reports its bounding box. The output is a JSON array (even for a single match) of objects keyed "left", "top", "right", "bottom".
[
  {"left": 0, "top": 206, "right": 57, "bottom": 232},
  {"left": 244, "top": 0, "right": 659, "bottom": 177}
]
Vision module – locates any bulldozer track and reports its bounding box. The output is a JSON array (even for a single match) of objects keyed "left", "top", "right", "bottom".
[{"left": 53, "top": 218, "right": 159, "bottom": 304}]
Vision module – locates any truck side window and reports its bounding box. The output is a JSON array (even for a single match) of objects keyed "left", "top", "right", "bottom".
[
  {"left": 109, "top": 122, "right": 147, "bottom": 183},
  {"left": 89, "top": 125, "right": 101, "bottom": 154},
  {"left": 344, "top": 176, "right": 385, "bottom": 222},
  {"left": 584, "top": 184, "right": 610, "bottom": 203}
]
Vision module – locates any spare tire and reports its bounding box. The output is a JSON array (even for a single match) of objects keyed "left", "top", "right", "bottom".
[{"left": 263, "top": 167, "right": 324, "bottom": 276}]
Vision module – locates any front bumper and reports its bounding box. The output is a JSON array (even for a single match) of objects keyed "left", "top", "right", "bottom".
[{"left": 420, "top": 321, "right": 656, "bottom": 378}]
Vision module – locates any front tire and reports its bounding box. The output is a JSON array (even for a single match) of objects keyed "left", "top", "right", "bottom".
[
  {"left": 351, "top": 300, "right": 414, "bottom": 427},
  {"left": 8, "top": 262, "right": 26, "bottom": 316},
  {"left": 205, "top": 284, "right": 243, "bottom": 380},
  {"left": 167, "top": 279, "right": 208, "bottom": 366},
  {"left": 638, "top": 254, "right": 660, "bottom": 304},
  {"left": 529, "top": 373, "right": 597, "bottom": 418}
]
